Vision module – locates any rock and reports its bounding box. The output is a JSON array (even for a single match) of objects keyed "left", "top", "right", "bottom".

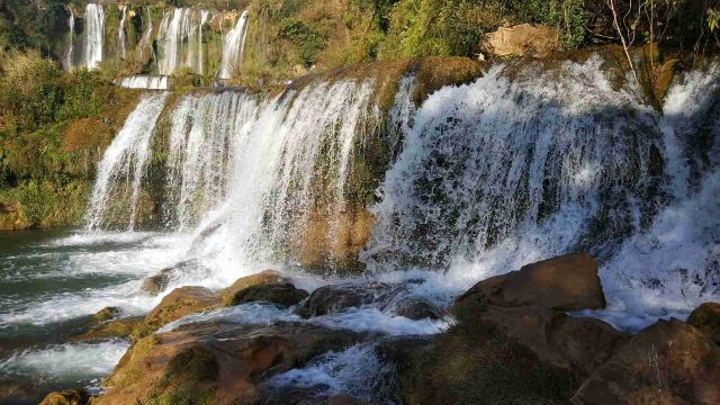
[
  {"left": 95, "top": 322, "right": 362, "bottom": 405},
  {"left": 225, "top": 283, "right": 309, "bottom": 308},
  {"left": 687, "top": 302, "right": 720, "bottom": 344},
  {"left": 220, "top": 270, "right": 291, "bottom": 305},
  {"left": 391, "top": 297, "right": 443, "bottom": 320},
  {"left": 477, "top": 305, "right": 628, "bottom": 377},
  {"left": 138, "top": 286, "right": 220, "bottom": 337},
  {"left": 90, "top": 307, "right": 121, "bottom": 324},
  {"left": 480, "top": 23, "right": 559, "bottom": 58},
  {"left": 571, "top": 319, "right": 720, "bottom": 405},
  {"left": 384, "top": 323, "right": 577, "bottom": 405},
  {"left": 326, "top": 395, "right": 373, "bottom": 405},
  {"left": 140, "top": 268, "right": 173, "bottom": 295},
  {"left": 452, "top": 252, "right": 605, "bottom": 318},
  {"left": 74, "top": 316, "right": 144, "bottom": 342},
  {"left": 39, "top": 388, "right": 89, "bottom": 405},
  {"left": 298, "top": 282, "right": 392, "bottom": 317}
]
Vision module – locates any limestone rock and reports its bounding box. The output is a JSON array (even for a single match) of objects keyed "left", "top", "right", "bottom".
[
  {"left": 298, "top": 282, "right": 392, "bottom": 317},
  {"left": 391, "top": 297, "right": 443, "bottom": 320},
  {"left": 687, "top": 302, "right": 720, "bottom": 344},
  {"left": 225, "top": 283, "right": 309, "bottom": 308},
  {"left": 90, "top": 306, "right": 121, "bottom": 324},
  {"left": 480, "top": 23, "right": 559, "bottom": 58},
  {"left": 95, "top": 322, "right": 362, "bottom": 405},
  {"left": 74, "top": 316, "right": 144, "bottom": 342},
  {"left": 139, "top": 286, "right": 220, "bottom": 336},
  {"left": 571, "top": 319, "right": 720, "bottom": 405},
  {"left": 220, "top": 270, "right": 291, "bottom": 305},
  {"left": 39, "top": 388, "right": 89, "bottom": 405},
  {"left": 452, "top": 252, "right": 605, "bottom": 318},
  {"left": 140, "top": 268, "right": 172, "bottom": 295}
]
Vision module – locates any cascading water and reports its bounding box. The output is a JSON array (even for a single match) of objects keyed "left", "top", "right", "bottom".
[
  {"left": 118, "top": 5, "right": 127, "bottom": 59},
  {"left": 64, "top": 9, "right": 75, "bottom": 70},
  {"left": 218, "top": 10, "right": 250, "bottom": 80},
  {"left": 117, "top": 75, "right": 170, "bottom": 90},
  {"left": 157, "top": 8, "right": 212, "bottom": 75},
  {"left": 85, "top": 93, "right": 169, "bottom": 231},
  {"left": 84, "top": 3, "right": 105, "bottom": 70}
]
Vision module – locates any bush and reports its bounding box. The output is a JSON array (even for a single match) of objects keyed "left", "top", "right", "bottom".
[{"left": 278, "top": 17, "right": 326, "bottom": 66}]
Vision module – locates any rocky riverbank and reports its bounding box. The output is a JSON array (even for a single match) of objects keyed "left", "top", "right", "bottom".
[{"left": 37, "top": 253, "right": 720, "bottom": 404}]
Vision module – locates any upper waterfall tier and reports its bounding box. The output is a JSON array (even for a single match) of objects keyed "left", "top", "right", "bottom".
[{"left": 64, "top": 4, "right": 249, "bottom": 79}]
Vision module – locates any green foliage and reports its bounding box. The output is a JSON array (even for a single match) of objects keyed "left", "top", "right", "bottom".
[
  {"left": 505, "top": 0, "right": 588, "bottom": 49},
  {"left": 278, "top": 17, "right": 326, "bottom": 66},
  {"left": 709, "top": 8, "right": 720, "bottom": 32}
]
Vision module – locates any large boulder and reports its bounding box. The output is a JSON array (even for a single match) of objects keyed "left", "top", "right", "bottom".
[
  {"left": 391, "top": 296, "right": 443, "bottom": 320},
  {"left": 225, "top": 283, "right": 309, "bottom": 308},
  {"left": 137, "top": 286, "right": 221, "bottom": 337},
  {"left": 571, "top": 319, "right": 720, "bottom": 404},
  {"left": 452, "top": 252, "right": 605, "bottom": 318},
  {"left": 480, "top": 23, "right": 559, "bottom": 58},
  {"left": 39, "top": 388, "right": 89, "bottom": 405},
  {"left": 140, "top": 268, "right": 173, "bottom": 295},
  {"left": 687, "top": 302, "right": 720, "bottom": 344},
  {"left": 298, "top": 282, "right": 393, "bottom": 317},
  {"left": 477, "top": 305, "right": 628, "bottom": 377},
  {"left": 95, "top": 322, "right": 362, "bottom": 405},
  {"left": 220, "top": 270, "right": 292, "bottom": 306}
]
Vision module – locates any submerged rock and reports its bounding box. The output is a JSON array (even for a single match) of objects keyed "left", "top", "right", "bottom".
[
  {"left": 95, "top": 322, "right": 362, "bottom": 405},
  {"left": 298, "top": 282, "right": 393, "bottom": 317},
  {"left": 39, "top": 388, "right": 89, "bottom": 405},
  {"left": 390, "top": 296, "right": 443, "bottom": 320},
  {"left": 571, "top": 319, "right": 720, "bottom": 404},
  {"left": 452, "top": 252, "right": 606, "bottom": 317},
  {"left": 136, "top": 286, "right": 220, "bottom": 338},
  {"left": 687, "top": 302, "right": 720, "bottom": 344}
]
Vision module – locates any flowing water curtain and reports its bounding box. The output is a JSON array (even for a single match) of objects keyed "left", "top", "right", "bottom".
[
  {"left": 64, "top": 8, "right": 75, "bottom": 70},
  {"left": 118, "top": 5, "right": 128, "bottom": 59},
  {"left": 164, "top": 91, "right": 261, "bottom": 231},
  {"left": 157, "top": 8, "right": 213, "bottom": 75},
  {"left": 218, "top": 10, "right": 250, "bottom": 80},
  {"left": 84, "top": 3, "right": 105, "bottom": 70},
  {"left": 85, "top": 93, "right": 169, "bottom": 231},
  {"left": 117, "top": 75, "right": 169, "bottom": 90},
  {"left": 363, "top": 55, "right": 665, "bottom": 274}
]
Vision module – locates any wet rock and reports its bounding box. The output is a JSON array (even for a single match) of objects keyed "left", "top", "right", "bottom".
[
  {"left": 687, "top": 302, "right": 720, "bottom": 344},
  {"left": 480, "top": 23, "right": 559, "bottom": 58},
  {"left": 571, "top": 319, "right": 720, "bottom": 405},
  {"left": 384, "top": 323, "right": 577, "bottom": 405},
  {"left": 298, "top": 282, "right": 392, "bottom": 317},
  {"left": 74, "top": 316, "right": 144, "bottom": 342},
  {"left": 391, "top": 297, "right": 443, "bottom": 320},
  {"left": 140, "top": 268, "right": 173, "bottom": 295},
  {"left": 476, "top": 305, "right": 628, "bottom": 377},
  {"left": 39, "top": 388, "right": 89, "bottom": 405},
  {"left": 95, "top": 322, "right": 362, "bottom": 405},
  {"left": 90, "top": 307, "right": 121, "bottom": 324},
  {"left": 326, "top": 395, "right": 374, "bottom": 405},
  {"left": 226, "top": 283, "right": 309, "bottom": 308},
  {"left": 137, "top": 286, "right": 221, "bottom": 338},
  {"left": 220, "top": 270, "right": 292, "bottom": 306},
  {"left": 452, "top": 252, "right": 605, "bottom": 317}
]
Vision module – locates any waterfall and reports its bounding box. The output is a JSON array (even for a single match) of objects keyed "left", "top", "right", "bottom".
[
  {"left": 135, "top": 9, "right": 155, "bottom": 63},
  {"left": 118, "top": 5, "right": 127, "bottom": 59},
  {"left": 85, "top": 93, "right": 169, "bottom": 231},
  {"left": 157, "top": 8, "right": 212, "bottom": 75},
  {"left": 117, "top": 75, "right": 170, "bottom": 90},
  {"left": 84, "top": 3, "right": 105, "bottom": 70},
  {"left": 65, "top": 9, "right": 75, "bottom": 70},
  {"left": 218, "top": 10, "right": 250, "bottom": 80}
]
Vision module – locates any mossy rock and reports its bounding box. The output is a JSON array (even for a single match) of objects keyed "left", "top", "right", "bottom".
[{"left": 687, "top": 302, "right": 720, "bottom": 345}]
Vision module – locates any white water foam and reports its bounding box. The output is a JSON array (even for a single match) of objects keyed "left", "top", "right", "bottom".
[{"left": 218, "top": 10, "right": 249, "bottom": 79}]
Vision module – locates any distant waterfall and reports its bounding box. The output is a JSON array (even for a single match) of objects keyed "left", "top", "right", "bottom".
[
  {"left": 84, "top": 3, "right": 105, "bottom": 70},
  {"left": 65, "top": 9, "right": 75, "bottom": 70},
  {"left": 85, "top": 93, "right": 169, "bottom": 231},
  {"left": 218, "top": 10, "right": 249, "bottom": 80},
  {"left": 135, "top": 9, "right": 155, "bottom": 63},
  {"left": 117, "top": 75, "right": 170, "bottom": 90},
  {"left": 118, "top": 5, "right": 127, "bottom": 59},
  {"left": 157, "top": 8, "right": 212, "bottom": 75}
]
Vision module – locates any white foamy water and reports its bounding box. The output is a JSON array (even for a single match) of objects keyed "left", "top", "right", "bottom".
[
  {"left": 84, "top": 4, "right": 105, "bottom": 70},
  {"left": 0, "top": 340, "right": 129, "bottom": 382},
  {"left": 218, "top": 10, "right": 249, "bottom": 79},
  {"left": 157, "top": 8, "right": 212, "bottom": 75},
  {"left": 117, "top": 5, "right": 127, "bottom": 59},
  {"left": 117, "top": 75, "right": 170, "bottom": 90}
]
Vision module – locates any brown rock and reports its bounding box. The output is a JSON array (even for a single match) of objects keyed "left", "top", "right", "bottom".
[
  {"left": 391, "top": 297, "right": 443, "bottom": 320},
  {"left": 220, "top": 270, "right": 290, "bottom": 305},
  {"left": 225, "top": 283, "right": 309, "bottom": 308},
  {"left": 299, "top": 283, "right": 392, "bottom": 317},
  {"left": 139, "top": 286, "right": 220, "bottom": 336},
  {"left": 477, "top": 305, "right": 628, "bottom": 377},
  {"left": 326, "top": 395, "right": 373, "bottom": 405},
  {"left": 687, "top": 302, "right": 720, "bottom": 344},
  {"left": 571, "top": 319, "right": 720, "bottom": 405},
  {"left": 90, "top": 307, "right": 121, "bottom": 324},
  {"left": 453, "top": 252, "right": 606, "bottom": 317},
  {"left": 480, "top": 23, "right": 559, "bottom": 58},
  {"left": 74, "top": 316, "right": 144, "bottom": 342},
  {"left": 140, "top": 268, "right": 172, "bottom": 295},
  {"left": 95, "top": 322, "right": 361, "bottom": 405},
  {"left": 39, "top": 388, "right": 88, "bottom": 405}
]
